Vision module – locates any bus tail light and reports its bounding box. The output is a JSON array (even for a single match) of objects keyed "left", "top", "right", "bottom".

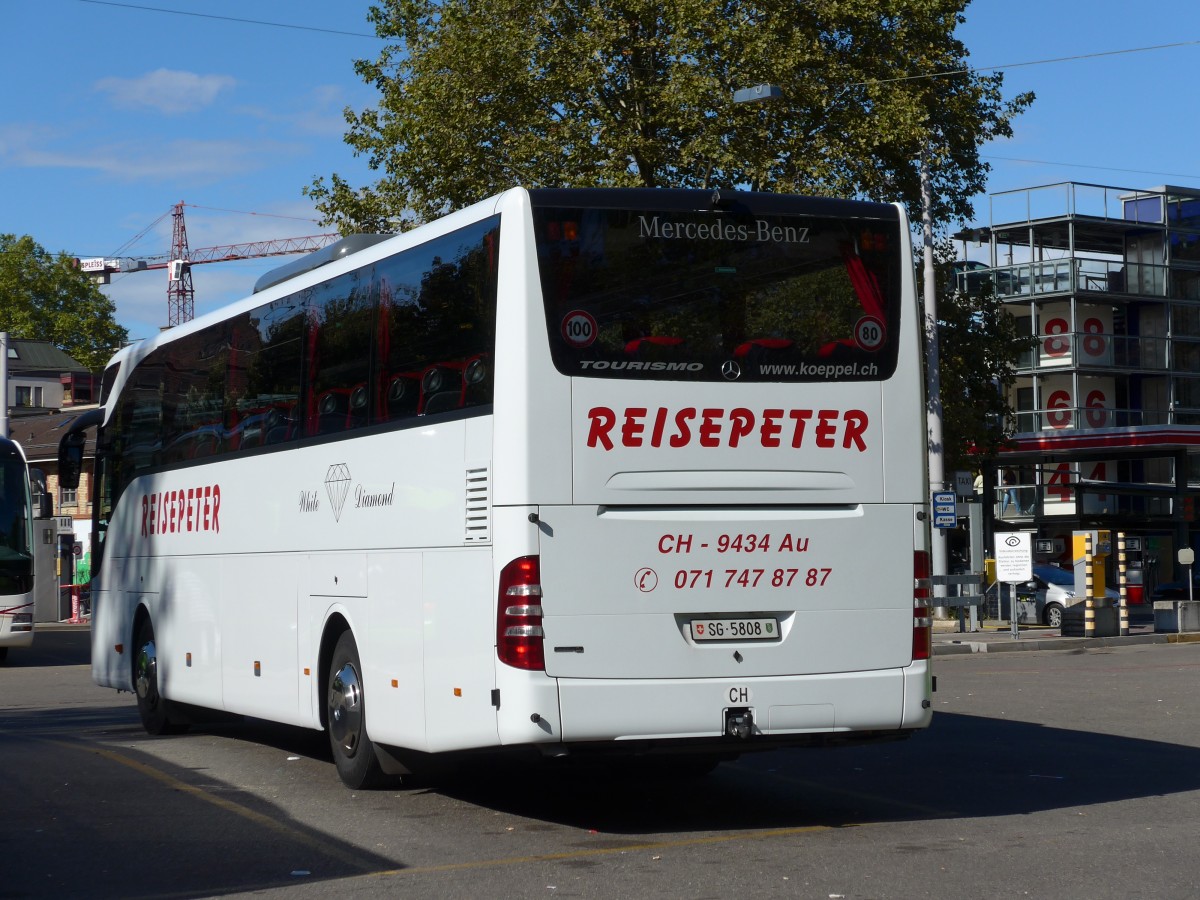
[
  {"left": 913, "top": 550, "right": 932, "bottom": 661},
  {"left": 497, "top": 556, "right": 545, "bottom": 671}
]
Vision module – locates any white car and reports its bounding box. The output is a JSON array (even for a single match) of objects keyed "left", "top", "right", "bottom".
[
  {"left": 992, "top": 564, "right": 1120, "bottom": 628},
  {"left": 1024, "top": 564, "right": 1120, "bottom": 628}
]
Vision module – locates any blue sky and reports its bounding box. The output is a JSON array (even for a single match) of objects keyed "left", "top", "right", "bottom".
[{"left": 2, "top": 1, "right": 1198, "bottom": 345}]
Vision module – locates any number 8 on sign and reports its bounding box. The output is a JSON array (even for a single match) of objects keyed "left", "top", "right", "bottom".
[{"left": 854, "top": 315, "right": 886, "bottom": 352}]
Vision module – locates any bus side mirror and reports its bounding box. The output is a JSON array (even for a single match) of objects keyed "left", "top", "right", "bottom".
[
  {"left": 29, "top": 468, "right": 52, "bottom": 518},
  {"left": 57, "top": 408, "right": 104, "bottom": 491},
  {"left": 58, "top": 432, "right": 86, "bottom": 490}
]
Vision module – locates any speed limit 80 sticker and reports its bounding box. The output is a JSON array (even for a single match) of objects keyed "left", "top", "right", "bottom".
[{"left": 854, "top": 315, "right": 886, "bottom": 352}]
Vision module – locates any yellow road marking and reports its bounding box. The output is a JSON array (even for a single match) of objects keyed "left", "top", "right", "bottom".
[{"left": 50, "top": 740, "right": 377, "bottom": 873}]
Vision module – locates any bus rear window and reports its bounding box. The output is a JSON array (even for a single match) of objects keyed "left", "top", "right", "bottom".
[{"left": 535, "top": 205, "right": 901, "bottom": 382}]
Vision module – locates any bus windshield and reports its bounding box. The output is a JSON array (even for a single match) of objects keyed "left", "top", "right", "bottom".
[
  {"left": 0, "top": 454, "right": 33, "bottom": 594},
  {"left": 535, "top": 200, "right": 901, "bottom": 382}
]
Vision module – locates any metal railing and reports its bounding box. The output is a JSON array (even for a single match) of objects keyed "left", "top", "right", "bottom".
[
  {"left": 989, "top": 182, "right": 1168, "bottom": 226},
  {"left": 1015, "top": 332, "right": 1175, "bottom": 371},
  {"left": 934, "top": 573, "right": 984, "bottom": 633},
  {"left": 1010, "top": 405, "right": 1172, "bottom": 433},
  {"left": 957, "top": 258, "right": 1170, "bottom": 300},
  {"left": 992, "top": 485, "right": 1179, "bottom": 520}
]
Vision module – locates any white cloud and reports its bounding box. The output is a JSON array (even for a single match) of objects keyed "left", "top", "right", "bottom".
[
  {"left": 2, "top": 134, "right": 304, "bottom": 182},
  {"left": 93, "top": 69, "right": 236, "bottom": 114},
  {"left": 236, "top": 84, "right": 358, "bottom": 138}
]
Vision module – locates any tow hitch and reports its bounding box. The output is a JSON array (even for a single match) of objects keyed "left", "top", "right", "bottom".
[{"left": 724, "top": 707, "right": 754, "bottom": 739}]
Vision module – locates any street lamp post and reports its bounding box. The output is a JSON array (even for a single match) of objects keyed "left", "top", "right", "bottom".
[
  {"left": 0, "top": 332, "right": 8, "bottom": 440},
  {"left": 921, "top": 153, "right": 949, "bottom": 613}
]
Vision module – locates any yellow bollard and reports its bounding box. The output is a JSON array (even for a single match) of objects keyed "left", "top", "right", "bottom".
[
  {"left": 1084, "top": 533, "right": 1096, "bottom": 638},
  {"left": 1117, "top": 532, "right": 1129, "bottom": 636}
]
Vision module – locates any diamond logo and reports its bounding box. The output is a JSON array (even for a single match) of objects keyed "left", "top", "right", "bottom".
[{"left": 325, "top": 463, "right": 351, "bottom": 522}]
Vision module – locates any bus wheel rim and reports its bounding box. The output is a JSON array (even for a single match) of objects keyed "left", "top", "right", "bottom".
[
  {"left": 135, "top": 639, "right": 157, "bottom": 702},
  {"left": 329, "top": 662, "right": 364, "bottom": 758}
]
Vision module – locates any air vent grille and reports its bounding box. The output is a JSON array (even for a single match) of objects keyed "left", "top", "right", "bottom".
[{"left": 465, "top": 465, "right": 490, "bottom": 543}]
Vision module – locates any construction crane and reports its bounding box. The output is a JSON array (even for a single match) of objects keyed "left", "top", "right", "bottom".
[{"left": 80, "top": 202, "right": 340, "bottom": 327}]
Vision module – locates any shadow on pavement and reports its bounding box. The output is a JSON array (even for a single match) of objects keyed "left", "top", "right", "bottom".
[{"left": 424, "top": 711, "right": 1200, "bottom": 834}]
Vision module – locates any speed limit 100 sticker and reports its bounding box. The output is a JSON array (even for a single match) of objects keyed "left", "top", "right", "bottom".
[
  {"left": 854, "top": 315, "right": 886, "bottom": 352},
  {"left": 561, "top": 309, "right": 598, "bottom": 348}
]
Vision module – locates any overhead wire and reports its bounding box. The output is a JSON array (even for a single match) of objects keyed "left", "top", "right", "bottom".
[
  {"left": 980, "top": 155, "right": 1199, "bottom": 182},
  {"left": 846, "top": 39, "right": 1200, "bottom": 89},
  {"left": 69, "top": 0, "right": 380, "bottom": 39},
  {"left": 182, "top": 204, "right": 324, "bottom": 225}
]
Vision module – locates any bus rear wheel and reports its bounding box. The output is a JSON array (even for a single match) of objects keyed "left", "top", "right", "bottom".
[
  {"left": 327, "top": 631, "right": 385, "bottom": 789},
  {"left": 134, "top": 618, "right": 187, "bottom": 735}
]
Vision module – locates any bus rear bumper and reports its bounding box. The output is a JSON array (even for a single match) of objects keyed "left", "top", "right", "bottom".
[
  {"left": 549, "top": 662, "right": 931, "bottom": 743},
  {"left": 0, "top": 617, "right": 34, "bottom": 650}
]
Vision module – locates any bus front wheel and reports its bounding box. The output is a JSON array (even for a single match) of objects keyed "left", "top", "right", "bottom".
[
  {"left": 134, "top": 617, "right": 187, "bottom": 735},
  {"left": 327, "top": 631, "right": 386, "bottom": 789}
]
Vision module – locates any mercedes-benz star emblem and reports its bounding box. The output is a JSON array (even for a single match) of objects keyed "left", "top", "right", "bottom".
[{"left": 721, "top": 359, "right": 741, "bottom": 381}]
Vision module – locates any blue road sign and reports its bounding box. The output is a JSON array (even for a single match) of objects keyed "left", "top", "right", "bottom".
[{"left": 932, "top": 490, "right": 957, "bottom": 529}]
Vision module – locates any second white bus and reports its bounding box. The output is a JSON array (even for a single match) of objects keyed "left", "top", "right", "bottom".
[
  {"left": 0, "top": 436, "right": 37, "bottom": 662},
  {"left": 60, "top": 187, "right": 932, "bottom": 786}
]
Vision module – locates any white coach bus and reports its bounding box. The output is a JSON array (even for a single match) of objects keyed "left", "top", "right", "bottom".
[
  {"left": 0, "top": 436, "right": 37, "bottom": 662},
  {"left": 59, "top": 187, "right": 932, "bottom": 787}
]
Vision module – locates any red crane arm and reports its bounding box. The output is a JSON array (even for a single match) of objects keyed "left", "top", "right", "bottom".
[{"left": 136, "top": 234, "right": 340, "bottom": 270}]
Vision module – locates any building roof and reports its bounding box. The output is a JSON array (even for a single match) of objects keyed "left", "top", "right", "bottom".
[
  {"left": 6, "top": 409, "right": 95, "bottom": 465},
  {"left": 8, "top": 340, "right": 89, "bottom": 375}
]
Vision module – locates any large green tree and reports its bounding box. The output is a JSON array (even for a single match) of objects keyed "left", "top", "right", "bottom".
[
  {"left": 308, "top": 0, "right": 1032, "bottom": 232},
  {"left": 0, "top": 235, "right": 128, "bottom": 370}
]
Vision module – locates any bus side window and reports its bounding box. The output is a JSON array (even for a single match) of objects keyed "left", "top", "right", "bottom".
[
  {"left": 375, "top": 217, "right": 500, "bottom": 424},
  {"left": 307, "top": 274, "right": 374, "bottom": 437},
  {"left": 263, "top": 403, "right": 297, "bottom": 444},
  {"left": 245, "top": 301, "right": 304, "bottom": 447},
  {"left": 315, "top": 384, "right": 369, "bottom": 434},
  {"left": 420, "top": 363, "right": 465, "bottom": 415},
  {"left": 382, "top": 373, "right": 420, "bottom": 420},
  {"left": 462, "top": 354, "right": 491, "bottom": 407}
]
